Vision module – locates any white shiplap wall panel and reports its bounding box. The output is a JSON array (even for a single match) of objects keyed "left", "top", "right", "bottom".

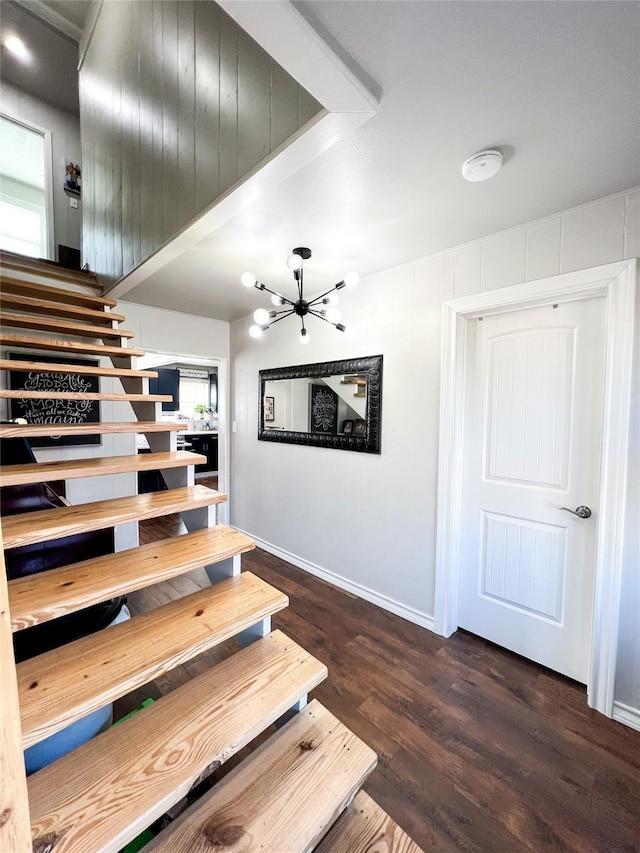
[
  {"left": 525, "top": 217, "right": 562, "bottom": 282},
  {"left": 560, "top": 194, "right": 626, "bottom": 273},
  {"left": 454, "top": 242, "right": 482, "bottom": 298},
  {"left": 481, "top": 228, "right": 527, "bottom": 291},
  {"left": 80, "top": 0, "right": 321, "bottom": 285},
  {"left": 624, "top": 189, "right": 640, "bottom": 259}
]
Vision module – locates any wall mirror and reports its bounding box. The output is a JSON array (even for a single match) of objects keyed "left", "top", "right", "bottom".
[{"left": 259, "top": 355, "right": 382, "bottom": 453}]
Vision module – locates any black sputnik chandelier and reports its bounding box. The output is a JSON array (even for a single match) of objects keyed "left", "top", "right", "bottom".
[{"left": 241, "top": 247, "right": 358, "bottom": 345}]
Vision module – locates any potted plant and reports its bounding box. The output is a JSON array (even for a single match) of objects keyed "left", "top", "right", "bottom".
[{"left": 193, "top": 404, "right": 211, "bottom": 431}]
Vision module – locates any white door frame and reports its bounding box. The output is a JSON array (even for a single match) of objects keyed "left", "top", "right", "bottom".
[{"left": 434, "top": 259, "right": 637, "bottom": 716}]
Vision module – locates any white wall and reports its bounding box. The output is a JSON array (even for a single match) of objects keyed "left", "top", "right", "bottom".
[
  {"left": 230, "top": 186, "right": 640, "bottom": 714},
  {"left": 1, "top": 81, "right": 82, "bottom": 258}
]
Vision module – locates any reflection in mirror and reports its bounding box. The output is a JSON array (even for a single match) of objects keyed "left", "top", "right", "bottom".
[
  {"left": 263, "top": 374, "right": 366, "bottom": 435},
  {"left": 259, "top": 356, "right": 382, "bottom": 453}
]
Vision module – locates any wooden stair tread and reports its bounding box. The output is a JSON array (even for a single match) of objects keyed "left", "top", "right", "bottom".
[
  {"left": 0, "top": 450, "right": 205, "bottom": 487},
  {"left": 18, "top": 571, "right": 288, "bottom": 748},
  {"left": 147, "top": 699, "right": 377, "bottom": 852},
  {"left": 0, "top": 389, "right": 170, "bottom": 402},
  {"left": 1, "top": 252, "right": 103, "bottom": 291},
  {"left": 0, "top": 358, "right": 157, "bottom": 379},
  {"left": 0, "top": 420, "right": 186, "bottom": 438},
  {"left": 0, "top": 292, "right": 125, "bottom": 324},
  {"left": 316, "top": 791, "right": 424, "bottom": 853},
  {"left": 28, "top": 630, "right": 327, "bottom": 853},
  {"left": 1, "top": 272, "right": 114, "bottom": 306},
  {"left": 0, "top": 311, "right": 134, "bottom": 340},
  {"left": 2, "top": 484, "right": 227, "bottom": 549},
  {"left": 9, "top": 525, "right": 255, "bottom": 630},
  {"left": 0, "top": 333, "right": 145, "bottom": 357}
]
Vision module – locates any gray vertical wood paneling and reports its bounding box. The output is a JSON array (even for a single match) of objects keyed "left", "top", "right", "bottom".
[
  {"left": 237, "top": 27, "right": 271, "bottom": 179},
  {"left": 138, "top": 2, "right": 154, "bottom": 262},
  {"left": 151, "top": 1, "right": 164, "bottom": 250},
  {"left": 121, "top": 14, "right": 134, "bottom": 278},
  {"left": 271, "top": 63, "right": 300, "bottom": 152},
  {"left": 195, "top": 1, "right": 221, "bottom": 212},
  {"left": 80, "top": 1, "right": 322, "bottom": 284},
  {"left": 177, "top": 1, "right": 196, "bottom": 227},
  {"left": 218, "top": 9, "right": 238, "bottom": 196},
  {"left": 130, "top": 0, "right": 142, "bottom": 268},
  {"left": 299, "top": 88, "right": 321, "bottom": 128},
  {"left": 161, "top": 0, "right": 179, "bottom": 245}
]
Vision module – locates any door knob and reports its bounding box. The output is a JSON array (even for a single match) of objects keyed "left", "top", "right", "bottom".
[{"left": 559, "top": 505, "right": 592, "bottom": 518}]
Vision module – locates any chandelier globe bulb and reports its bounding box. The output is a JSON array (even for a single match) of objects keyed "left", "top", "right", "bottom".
[
  {"left": 344, "top": 270, "right": 359, "bottom": 288},
  {"left": 287, "top": 253, "right": 303, "bottom": 271},
  {"left": 253, "top": 308, "right": 270, "bottom": 325},
  {"left": 249, "top": 324, "right": 263, "bottom": 339},
  {"left": 241, "top": 272, "right": 256, "bottom": 288},
  {"left": 325, "top": 307, "right": 341, "bottom": 324},
  {"left": 299, "top": 328, "right": 310, "bottom": 345}
]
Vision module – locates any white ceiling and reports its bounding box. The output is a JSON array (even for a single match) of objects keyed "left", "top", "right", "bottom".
[
  {"left": 0, "top": 1, "right": 81, "bottom": 114},
  {"left": 123, "top": 0, "right": 640, "bottom": 321},
  {"left": 3, "top": 1, "right": 639, "bottom": 320}
]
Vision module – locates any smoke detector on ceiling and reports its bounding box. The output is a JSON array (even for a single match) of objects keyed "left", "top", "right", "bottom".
[{"left": 462, "top": 150, "right": 503, "bottom": 182}]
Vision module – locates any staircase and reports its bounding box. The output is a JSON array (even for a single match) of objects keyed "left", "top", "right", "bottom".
[{"left": 0, "top": 251, "right": 421, "bottom": 852}]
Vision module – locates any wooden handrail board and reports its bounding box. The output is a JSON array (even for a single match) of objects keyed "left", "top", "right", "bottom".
[
  {"left": 18, "top": 572, "right": 289, "bottom": 748},
  {"left": 9, "top": 525, "right": 255, "bottom": 630},
  {"left": 0, "top": 358, "right": 158, "bottom": 379},
  {"left": 147, "top": 699, "right": 377, "bottom": 852},
  {"left": 0, "top": 272, "right": 115, "bottom": 306},
  {"left": 2, "top": 484, "right": 227, "bottom": 549},
  {"left": 0, "top": 534, "right": 32, "bottom": 853},
  {"left": 0, "top": 389, "right": 170, "bottom": 402},
  {"left": 0, "top": 450, "right": 205, "bottom": 487},
  {"left": 0, "top": 293, "right": 125, "bottom": 324},
  {"left": 28, "top": 631, "right": 327, "bottom": 853},
  {"left": 0, "top": 421, "right": 186, "bottom": 438},
  {"left": 315, "top": 791, "right": 424, "bottom": 853},
  {"left": 1, "top": 251, "right": 101, "bottom": 287},
  {"left": 0, "top": 312, "right": 134, "bottom": 340},
  {"left": 0, "top": 333, "right": 145, "bottom": 357}
]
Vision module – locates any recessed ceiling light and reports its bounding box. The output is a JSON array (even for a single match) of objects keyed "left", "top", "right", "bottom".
[
  {"left": 3, "top": 34, "right": 31, "bottom": 64},
  {"left": 462, "top": 150, "right": 503, "bottom": 182}
]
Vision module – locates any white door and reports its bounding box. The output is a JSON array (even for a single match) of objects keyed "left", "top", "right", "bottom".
[{"left": 458, "top": 297, "right": 606, "bottom": 683}]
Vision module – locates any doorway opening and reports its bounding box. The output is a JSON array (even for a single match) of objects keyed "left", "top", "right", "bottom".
[
  {"left": 0, "top": 115, "right": 51, "bottom": 259},
  {"left": 137, "top": 351, "right": 227, "bottom": 523}
]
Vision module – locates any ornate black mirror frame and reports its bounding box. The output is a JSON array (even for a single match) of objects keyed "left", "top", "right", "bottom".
[{"left": 258, "top": 354, "right": 383, "bottom": 453}]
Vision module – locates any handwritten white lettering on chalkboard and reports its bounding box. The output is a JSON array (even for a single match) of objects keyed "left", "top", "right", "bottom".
[
  {"left": 15, "top": 370, "right": 96, "bottom": 425},
  {"left": 23, "top": 372, "right": 92, "bottom": 393},
  {"left": 312, "top": 388, "right": 338, "bottom": 431}
]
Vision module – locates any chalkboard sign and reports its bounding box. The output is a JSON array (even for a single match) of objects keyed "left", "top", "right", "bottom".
[
  {"left": 309, "top": 383, "right": 338, "bottom": 435},
  {"left": 9, "top": 353, "right": 101, "bottom": 446}
]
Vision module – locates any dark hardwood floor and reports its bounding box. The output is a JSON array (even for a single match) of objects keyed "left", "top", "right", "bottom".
[{"left": 116, "top": 491, "right": 640, "bottom": 852}]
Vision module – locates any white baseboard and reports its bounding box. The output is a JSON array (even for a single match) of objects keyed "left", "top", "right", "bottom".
[
  {"left": 612, "top": 701, "right": 640, "bottom": 732},
  {"left": 239, "top": 529, "right": 435, "bottom": 633}
]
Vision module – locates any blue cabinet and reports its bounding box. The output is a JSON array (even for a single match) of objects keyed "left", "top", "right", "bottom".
[{"left": 188, "top": 434, "right": 218, "bottom": 473}]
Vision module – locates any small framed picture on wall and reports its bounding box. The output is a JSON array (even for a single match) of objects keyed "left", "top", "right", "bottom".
[
  {"left": 342, "top": 419, "right": 354, "bottom": 435},
  {"left": 353, "top": 419, "right": 366, "bottom": 436},
  {"left": 265, "top": 396, "right": 275, "bottom": 421}
]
